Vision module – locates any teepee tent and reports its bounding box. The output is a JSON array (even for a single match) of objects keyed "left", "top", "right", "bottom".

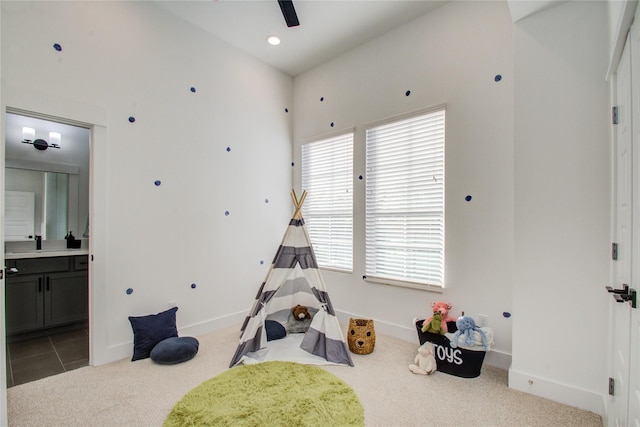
[{"left": 230, "top": 190, "right": 354, "bottom": 367}]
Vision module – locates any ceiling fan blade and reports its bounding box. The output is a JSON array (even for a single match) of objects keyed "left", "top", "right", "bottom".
[{"left": 278, "top": 0, "right": 299, "bottom": 27}]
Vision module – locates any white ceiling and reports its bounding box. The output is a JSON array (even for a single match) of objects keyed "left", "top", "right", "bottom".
[
  {"left": 152, "top": 0, "right": 450, "bottom": 77},
  {"left": 152, "top": 0, "right": 562, "bottom": 77}
]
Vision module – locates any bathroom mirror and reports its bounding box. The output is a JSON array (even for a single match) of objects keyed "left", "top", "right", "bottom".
[{"left": 5, "top": 168, "right": 72, "bottom": 241}]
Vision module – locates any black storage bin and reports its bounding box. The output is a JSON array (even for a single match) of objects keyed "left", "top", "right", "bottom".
[{"left": 415, "top": 319, "right": 486, "bottom": 378}]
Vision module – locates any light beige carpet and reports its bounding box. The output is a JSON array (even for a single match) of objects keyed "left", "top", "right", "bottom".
[{"left": 7, "top": 324, "right": 602, "bottom": 427}]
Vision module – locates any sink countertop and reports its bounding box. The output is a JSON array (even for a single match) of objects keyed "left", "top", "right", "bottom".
[{"left": 5, "top": 249, "right": 89, "bottom": 259}]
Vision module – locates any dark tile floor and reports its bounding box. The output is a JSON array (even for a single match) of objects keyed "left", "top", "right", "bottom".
[{"left": 6, "top": 326, "right": 89, "bottom": 387}]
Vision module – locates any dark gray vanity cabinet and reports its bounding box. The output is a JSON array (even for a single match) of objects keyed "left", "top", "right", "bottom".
[{"left": 5, "top": 255, "right": 88, "bottom": 335}]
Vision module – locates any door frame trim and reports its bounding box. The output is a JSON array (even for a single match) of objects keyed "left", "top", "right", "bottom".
[{"left": 1, "top": 85, "right": 108, "bottom": 427}]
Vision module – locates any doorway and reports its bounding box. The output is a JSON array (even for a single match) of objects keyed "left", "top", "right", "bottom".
[
  {"left": 3, "top": 111, "right": 90, "bottom": 387},
  {"left": 609, "top": 17, "right": 640, "bottom": 426}
]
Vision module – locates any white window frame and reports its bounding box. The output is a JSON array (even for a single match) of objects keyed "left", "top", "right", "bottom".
[
  {"left": 364, "top": 106, "right": 445, "bottom": 290},
  {"left": 301, "top": 131, "right": 354, "bottom": 272}
]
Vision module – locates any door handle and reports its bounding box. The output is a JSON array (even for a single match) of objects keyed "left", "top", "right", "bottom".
[
  {"left": 614, "top": 288, "right": 637, "bottom": 308},
  {"left": 606, "top": 284, "right": 629, "bottom": 294}
]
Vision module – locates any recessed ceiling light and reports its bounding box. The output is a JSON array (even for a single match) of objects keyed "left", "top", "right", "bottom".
[{"left": 267, "top": 35, "right": 281, "bottom": 46}]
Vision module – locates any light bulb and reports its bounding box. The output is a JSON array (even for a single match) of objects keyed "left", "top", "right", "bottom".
[{"left": 267, "top": 35, "right": 281, "bottom": 46}]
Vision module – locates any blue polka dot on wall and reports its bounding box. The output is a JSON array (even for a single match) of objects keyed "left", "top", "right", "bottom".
[
  {"left": 126, "top": 288, "right": 134, "bottom": 295},
  {"left": 494, "top": 74, "right": 502, "bottom": 82},
  {"left": 191, "top": 283, "right": 197, "bottom": 289},
  {"left": 53, "top": 43, "right": 62, "bottom": 51},
  {"left": 154, "top": 180, "right": 162, "bottom": 187},
  {"left": 190, "top": 87, "right": 196, "bottom": 93},
  {"left": 465, "top": 195, "right": 472, "bottom": 202},
  {"left": 128, "top": 116, "right": 136, "bottom": 123},
  {"left": 405, "top": 90, "right": 411, "bottom": 96}
]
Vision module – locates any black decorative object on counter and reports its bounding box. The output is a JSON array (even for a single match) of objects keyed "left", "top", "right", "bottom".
[{"left": 65, "top": 231, "right": 81, "bottom": 249}]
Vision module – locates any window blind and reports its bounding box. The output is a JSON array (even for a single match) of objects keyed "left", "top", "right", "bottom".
[
  {"left": 365, "top": 109, "right": 445, "bottom": 288},
  {"left": 302, "top": 132, "right": 353, "bottom": 271}
]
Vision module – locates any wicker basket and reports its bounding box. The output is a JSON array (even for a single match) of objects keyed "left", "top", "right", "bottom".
[{"left": 347, "top": 318, "right": 375, "bottom": 354}]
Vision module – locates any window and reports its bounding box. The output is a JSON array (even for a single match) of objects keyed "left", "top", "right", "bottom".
[
  {"left": 301, "top": 132, "right": 354, "bottom": 271},
  {"left": 365, "top": 108, "right": 445, "bottom": 289}
]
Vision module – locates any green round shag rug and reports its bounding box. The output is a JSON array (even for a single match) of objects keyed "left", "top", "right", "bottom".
[{"left": 164, "top": 361, "right": 364, "bottom": 427}]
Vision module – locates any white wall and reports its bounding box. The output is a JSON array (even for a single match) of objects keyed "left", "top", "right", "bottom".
[
  {"left": 293, "top": 1, "right": 514, "bottom": 368},
  {"left": 294, "top": 0, "right": 611, "bottom": 414},
  {"left": 1, "top": 1, "right": 293, "bottom": 364},
  {"left": 510, "top": 1, "right": 610, "bottom": 414}
]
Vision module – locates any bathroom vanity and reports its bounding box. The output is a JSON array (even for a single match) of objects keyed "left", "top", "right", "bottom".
[{"left": 5, "top": 250, "right": 89, "bottom": 335}]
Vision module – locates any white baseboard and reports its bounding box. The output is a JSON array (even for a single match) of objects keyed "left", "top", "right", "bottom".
[
  {"left": 509, "top": 368, "right": 604, "bottom": 416},
  {"left": 336, "top": 310, "right": 512, "bottom": 370},
  {"left": 484, "top": 349, "right": 511, "bottom": 370},
  {"left": 179, "top": 310, "right": 246, "bottom": 337},
  {"left": 91, "top": 311, "right": 247, "bottom": 366},
  {"left": 92, "top": 309, "right": 515, "bottom": 373},
  {"left": 336, "top": 310, "right": 416, "bottom": 340}
]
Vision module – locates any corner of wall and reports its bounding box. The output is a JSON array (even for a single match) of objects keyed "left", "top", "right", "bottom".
[{"left": 508, "top": 368, "right": 605, "bottom": 415}]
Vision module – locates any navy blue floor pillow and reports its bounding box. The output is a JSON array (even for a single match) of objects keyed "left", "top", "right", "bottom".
[
  {"left": 128, "top": 307, "right": 178, "bottom": 361},
  {"left": 150, "top": 336, "right": 199, "bottom": 365},
  {"left": 265, "top": 320, "right": 286, "bottom": 341}
]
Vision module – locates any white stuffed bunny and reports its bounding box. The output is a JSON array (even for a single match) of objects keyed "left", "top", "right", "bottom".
[{"left": 409, "top": 342, "right": 437, "bottom": 375}]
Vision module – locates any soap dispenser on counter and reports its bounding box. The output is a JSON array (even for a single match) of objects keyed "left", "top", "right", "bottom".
[{"left": 65, "top": 231, "right": 81, "bottom": 249}]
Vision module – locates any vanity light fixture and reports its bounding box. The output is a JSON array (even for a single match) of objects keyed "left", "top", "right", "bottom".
[
  {"left": 49, "top": 131, "right": 62, "bottom": 148},
  {"left": 267, "top": 35, "right": 281, "bottom": 46},
  {"left": 21, "top": 126, "right": 61, "bottom": 150},
  {"left": 22, "top": 127, "right": 35, "bottom": 141}
]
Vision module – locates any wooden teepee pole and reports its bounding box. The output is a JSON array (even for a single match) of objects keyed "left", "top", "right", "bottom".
[{"left": 291, "top": 189, "right": 307, "bottom": 219}]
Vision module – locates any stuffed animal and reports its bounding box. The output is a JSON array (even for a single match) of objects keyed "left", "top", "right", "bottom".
[
  {"left": 450, "top": 315, "right": 488, "bottom": 350},
  {"left": 292, "top": 304, "right": 311, "bottom": 321},
  {"left": 421, "top": 311, "right": 445, "bottom": 334},
  {"left": 425, "top": 301, "right": 456, "bottom": 333},
  {"left": 409, "top": 342, "right": 437, "bottom": 375}
]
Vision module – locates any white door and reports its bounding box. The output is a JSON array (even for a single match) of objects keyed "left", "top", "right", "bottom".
[
  {"left": 4, "top": 190, "right": 35, "bottom": 241},
  {"left": 628, "top": 16, "right": 640, "bottom": 426},
  {"left": 629, "top": 310, "right": 640, "bottom": 426},
  {"left": 611, "top": 34, "right": 633, "bottom": 427}
]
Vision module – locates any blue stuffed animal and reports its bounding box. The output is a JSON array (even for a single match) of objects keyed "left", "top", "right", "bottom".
[{"left": 450, "top": 315, "right": 488, "bottom": 351}]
